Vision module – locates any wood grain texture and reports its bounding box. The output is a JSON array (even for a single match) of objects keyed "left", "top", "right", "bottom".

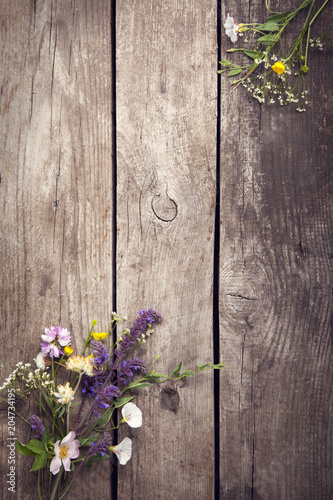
[
  {"left": 0, "top": 1, "right": 113, "bottom": 498},
  {"left": 219, "top": 1, "right": 333, "bottom": 499},
  {"left": 116, "top": 1, "right": 217, "bottom": 498}
]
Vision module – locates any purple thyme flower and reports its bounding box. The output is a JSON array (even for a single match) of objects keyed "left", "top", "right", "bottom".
[
  {"left": 81, "top": 369, "right": 111, "bottom": 398},
  {"left": 114, "top": 309, "right": 163, "bottom": 363},
  {"left": 91, "top": 340, "right": 109, "bottom": 367},
  {"left": 118, "top": 358, "right": 148, "bottom": 384},
  {"left": 88, "top": 433, "right": 112, "bottom": 457},
  {"left": 40, "top": 326, "right": 71, "bottom": 358},
  {"left": 95, "top": 385, "right": 122, "bottom": 409},
  {"left": 30, "top": 415, "right": 45, "bottom": 440}
]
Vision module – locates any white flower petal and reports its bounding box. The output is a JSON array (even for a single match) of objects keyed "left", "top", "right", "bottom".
[
  {"left": 111, "top": 437, "right": 132, "bottom": 465},
  {"left": 121, "top": 402, "right": 142, "bottom": 428}
]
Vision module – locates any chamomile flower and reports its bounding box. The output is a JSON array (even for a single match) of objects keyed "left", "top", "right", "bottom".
[{"left": 53, "top": 382, "right": 75, "bottom": 405}]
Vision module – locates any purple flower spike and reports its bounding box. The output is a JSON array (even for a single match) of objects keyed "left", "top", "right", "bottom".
[
  {"left": 30, "top": 415, "right": 45, "bottom": 440},
  {"left": 114, "top": 309, "right": 163, "bottom": 362},
  {"left": 88, "top": 433, "right": 112, "bottom": 457}
]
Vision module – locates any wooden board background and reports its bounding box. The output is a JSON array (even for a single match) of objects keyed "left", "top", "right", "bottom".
[{"left": 0, "top": 0, "right": 332, "bottom": 499}]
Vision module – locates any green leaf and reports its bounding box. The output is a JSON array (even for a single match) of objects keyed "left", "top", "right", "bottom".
[
  {"left": 227, "top": 68, "right": 243, "bottom": 76},
  {"left": 267, "top": 11, "right": 293, "bottom": 23},
  {"left": 17, "top": 441, "right": 36, "bottom": 456},
  {"left": 244, "top": 50, "right": 263, "bottom": 60},
  {"left": 95, "top": 407, "right": 114, "bottom": 428},
  {"left": 145, "top": 372, "right": 166, "bottom": 381},
  {"left": 257, "top": 33, "right": 279, "bottom": 45},
  {"left": 172, "top": 362, "right": 182, "bottom": 377},
  {"left": 180, "top": 370, "right": 195, "bottom": 377},
  {"left": 126, "top": 380, "right": 153, "bottom": 391},
  {"left": 26, "top": 439, "right": 45, "bottom": 454},
  {"left": 79, "top": 434, "right": 99, "bottom": 447},
  {"left": 31, "top": 452, "right": 47, "bottom": 471},
  {"left": 113, "top": 396, "right": 135, "bottom": 408},
  {"left": 213, "top": 362, "right": 226, "bottom": 369},
  {"left": 84, "top": 453, "right": 110, "bottom": 469},
  {"left": 197, "top": 363, "right": 212, "bottom": 371},
  {"left": 256, "top": 22, "right": 280, "bottom": 32}
]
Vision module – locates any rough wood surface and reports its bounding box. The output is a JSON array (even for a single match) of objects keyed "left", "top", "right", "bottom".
[
  {"left": 1, "top": 0, "right": 332, "bottom": 499},
  {"left": 0, "top": 1, "right": 113, "bottom": 498},
  {"left": 219, "top": 1, "right": 333, "bottom": 499},
  {"left": 116, "top": 1, "right": 217, "bottom": 499}
]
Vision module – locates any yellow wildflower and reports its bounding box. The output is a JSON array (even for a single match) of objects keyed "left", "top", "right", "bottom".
[
  {"left": 63, "top": 346, "right": 74, "bottom": 356},
  {"left": 271, "top": 61, "right": 285, "bottom": 75},
  {"left": 92, "top": 332, "right": 108, "bottom": 341}
]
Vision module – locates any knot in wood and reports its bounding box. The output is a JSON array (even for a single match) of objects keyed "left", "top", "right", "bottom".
[
  {"left": 220, "top": 259, "right": 272, "bottom": 332},
  {"left": 151, "top": 192, "right": 177, "bottom": 222}
]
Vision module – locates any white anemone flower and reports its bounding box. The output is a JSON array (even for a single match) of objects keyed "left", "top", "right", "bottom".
[
  {"left": 110, "top": 437, "right": 132, "bottom": 465},
  {"left": 50, "top": 431, "right": 80, "bottom": 475},
  {"left": 121, "top": 402, "right": 142, "bottom": 428},
  {"left": 224, "top": 14, "right": 239, "bottom": 43}
]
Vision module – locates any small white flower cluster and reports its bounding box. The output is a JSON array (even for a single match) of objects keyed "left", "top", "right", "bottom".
[
  {"left": 242, "top": 57, "right": 309, "bottom": 110},
  {"left": 0, "top": 362, "right": 54, "bottom": 394},
  {"left": 140, "top": 328, "right": 152, "bottom": 344},
  {"left": 310, "top": 37, "right": 324, "bottom": 50}
]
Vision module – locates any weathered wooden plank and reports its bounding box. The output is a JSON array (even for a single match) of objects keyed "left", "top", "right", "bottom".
[
  {"left": 219, "top": 1, "right": 333, "bottom": 498},
  {"left": 0, "top": 1, "right": 113, "bottom": 498},
  {"left": 116, "top": 1, "right": 217, "bottom": 498}
]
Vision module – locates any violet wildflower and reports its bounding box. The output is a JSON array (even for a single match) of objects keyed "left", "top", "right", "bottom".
[
  {"left": 95, "top": 385, "right": 122, "bottom": 409},
  {"left": 40, "top": 326, "right": 71, "bottom": 358},
  {"left": 91, "top": 340, "right": 109, "bottom": 367},
  {"left": 82, "top": 369, "right": 110, "bottom": 398},
  {"left": 114, "top": 309, "right": 163, "bottom": 363},
  {"left": 88, "top": 433, "right": 112, "bottom": 457},
  {"left": 118, "top": 358, "right": 148, "bottom": 384},
  {"left": 30, "top": 415, "right": 45, "bottom": 440}
]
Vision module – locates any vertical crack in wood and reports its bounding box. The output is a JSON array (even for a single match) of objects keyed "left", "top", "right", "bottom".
[
  {"left": 111, "top": 1, "right": 118, "bottom": 499},
  {"left": 214, "top": 1, "right": 222, "bottom": 498}
]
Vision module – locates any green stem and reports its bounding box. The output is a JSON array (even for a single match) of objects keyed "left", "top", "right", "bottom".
[{"left": 50, "top": 467, "right": 63, "bottom": 500}]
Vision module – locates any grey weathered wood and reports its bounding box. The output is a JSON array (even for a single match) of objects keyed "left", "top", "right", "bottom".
[
  {"left": 219, "top": 1, "right": 333, "bottom": 498},
  {"left": 116, "top": 1, "right": 217, "bottom": 498},
  {"left": 0, "top": 1, "right": 113, "bottom": 498}
]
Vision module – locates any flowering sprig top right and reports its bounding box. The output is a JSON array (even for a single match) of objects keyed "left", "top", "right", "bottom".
[{"left": 219, "top": 0, "right": 331, "bottom": 112}]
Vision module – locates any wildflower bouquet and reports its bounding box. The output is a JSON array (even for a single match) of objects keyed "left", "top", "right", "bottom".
[
  {"left": 0, "top": 309, "right": 224, "bottom": 499},
  {"left": 219, "top": 0, "right": 331, "bottom": 111}
]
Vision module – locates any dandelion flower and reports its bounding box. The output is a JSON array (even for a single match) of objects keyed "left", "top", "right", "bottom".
[
  {"left": 224, "top": 14, "right": 239, "bottom": 43},
  {"left": 110, "top": 437, "right": 132, "bottom": 465},
  {"left": 53, "top": 382, "right": 75, "bottom": 405},
  {"left": 121, "top": 402, "right": 142, "bottom": 428},
  {"left": 66, "top": 355, "right": 95, "bottom": 377},
  {"left": 271, "top": 61, "right": 285, "bottom": 75},
  {"left": 50, "top": 431, "right": 80, "bottom": 475}
]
